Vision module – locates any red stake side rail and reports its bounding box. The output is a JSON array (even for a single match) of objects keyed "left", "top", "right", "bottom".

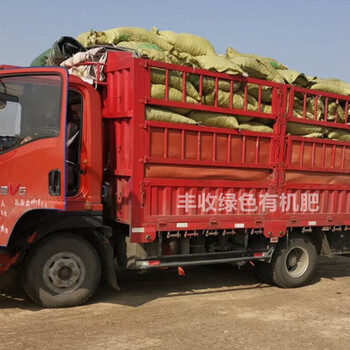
[
  {"left": 101, "top": 52, "right": 350, "bottom": 243},
  {"left": 282, "top": 86, "right": 350, "bottom": 228}
]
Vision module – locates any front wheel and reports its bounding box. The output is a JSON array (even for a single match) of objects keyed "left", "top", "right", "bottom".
[
  {"left": 22, "top": 233, "right": 101, "bottom": 308},
  {"left": 268, "top": 234, "right": 318, "bottom": 288}
]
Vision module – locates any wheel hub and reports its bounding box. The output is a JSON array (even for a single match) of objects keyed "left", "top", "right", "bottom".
[
  {"left": 284, "top": 247, "right": 309, "bottom": 278},
  {"left": 287, "top": 252, "right": 298, "bottom": 267},
  {"left": 58, "top": 266, "right": 73, "bottom": 280},
  {"left": 43, "top": 252, "right": 86, "bottom": 294}
]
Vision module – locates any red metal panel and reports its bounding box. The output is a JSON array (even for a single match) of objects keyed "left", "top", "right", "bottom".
[
  {"left": 146, "top": 121, "right": 275, "bottom": 169},
  {"left": 101, "top": 54, "right": 283, "bottom": 241},
  {"left": 100, "top": 53, "right": 350, "bottom": 242},
  {"left": 281, "top": 86, "right": 350, "bottom": 228}
]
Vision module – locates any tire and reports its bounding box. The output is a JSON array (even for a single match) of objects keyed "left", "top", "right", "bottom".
[
  {"left": 269, "top": 234, "right": 317, "bottom": 288},
  {"left": 254, "top": 261, "right": 272, "bottom": 284},
  {"left": 22, "top": 233, "right": 101, "bottom": 308}
]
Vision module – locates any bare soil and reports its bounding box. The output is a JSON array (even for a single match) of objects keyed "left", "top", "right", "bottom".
[{"left": 0, "top": 256, "right": 349, "bottom": 350}]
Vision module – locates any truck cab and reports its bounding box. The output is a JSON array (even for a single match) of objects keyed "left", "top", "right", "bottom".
[{"left": 0, "top": 67, "right": 109, "bottom": 307}]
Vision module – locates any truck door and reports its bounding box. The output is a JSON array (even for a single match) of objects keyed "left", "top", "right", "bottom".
[{"left": 0, "top": 68, "right": 68, "bottom": 247}]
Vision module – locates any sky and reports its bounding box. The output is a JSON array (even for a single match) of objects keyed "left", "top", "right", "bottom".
[{"left": 1, "top": 0, "right": 350, "bottom": 82}]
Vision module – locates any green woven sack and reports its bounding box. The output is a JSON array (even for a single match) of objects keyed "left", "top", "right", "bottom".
[{"left": 30, "top": 48, "right": 51, "bottom": 66}]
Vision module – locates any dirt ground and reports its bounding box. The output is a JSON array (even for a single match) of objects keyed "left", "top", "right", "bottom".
[{"left": 0, "top": 256, "right": 349, "bottom": 350}]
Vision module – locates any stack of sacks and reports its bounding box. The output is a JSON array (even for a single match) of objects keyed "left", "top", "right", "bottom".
[
  {"left": 225, "top": 46, "right": 285, "bottom": 119},
  {"left": 74, "top": 27, "right": 350, "bottom": 140},
  {"left": 310, "top": 78, "right": 350, "bottom": 128},
  {"left": 285, "top": 123, "right": 350, "bottom": 143},
  {"left": 292, "top": 97, "right": 325, "bottom": 121},
  {"left": 284, "top": 75, "right": 350, "bottom": 139},
  {"left": 74, "top": 28, "right": 284, "bottom": 129},
  {"left": 150, "top": 69, "right": 200, "bottom": 114}
]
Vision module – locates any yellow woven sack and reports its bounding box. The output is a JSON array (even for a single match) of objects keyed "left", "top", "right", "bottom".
[
  {"left": 226, "top": 47, "right": 288, "bottom": 70},
  {"left": 235, "top": 116, "right": 253, "bottom": 122},
  {"left": 203, "top": 90, "right": 258, "bottom": 110},
  {"left": 166, "top": 49, "right": 195, "bottom": 66},
  {"left": 246, "top": 84, "right": 273, "bottom": 103},
  {"left": 187, "top": 75, "right": 241, "bottom": 94},
  {"left": 77, "top": 27, "right": 172, "bottom": 51},
  {"left": 286, "top": 122, "right": 327, "bottom": 135},
  {"left": 302, "top": 133, "right": 324, "bottom": 138},
  {"left": 260, "top": 104, "right": 272, "bottom": 114},
  {"left": 310, "top": 79, "right": 350, "bottom": 96},
  {"left": 173, "top": 33, "right": 216, "bottom": 56},
  {"left": 229, "top": 56, "right": 284, "bottom": 83},
  {"left": 277, "top": 69, "right": 309, "bottom": 87},
  {"left": 151, "top": 84, "right": 198, "bottom": 104},
  {"left": 239, "top": 121, "right": 273, "bottom": 133},
  {"left": 327, "top": 102, "right": 345, "bottom": 122},
  {"left": 157, "top": 30, "right": 177, "bottom": 45},
  {"left": 230, "top": 56, "right": 271, "bottom": 79},
  {"left": 188, "top": 111, "right": 239, "bottom": 129},
  {"left": 116, "top": 41, "right": 167, "bottom": 62},
  {"left": 327, "top": 129, "right": 350, "bottom": 142},
  {"left": 146, "top": 106, "right": 196, "bottom": 124},
  {"left": 152, "top": 27, "right": 216, "bottom": 56},
  {"left": 193, "top": 55, "right": 244, "bottom": 75},
  {"left": 293, "top": 98, "right": 324, "bottom": 120}
]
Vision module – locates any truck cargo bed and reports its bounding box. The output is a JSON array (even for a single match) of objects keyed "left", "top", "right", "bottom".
[{"left": 101, "top": 52, "right": 350, "bottom": 243}]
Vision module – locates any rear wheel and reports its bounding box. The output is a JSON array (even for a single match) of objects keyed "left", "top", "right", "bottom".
[
  {"left": 269, "top": 234, "right": 317, "bottom": 288},
  {"left": 22, "top": 233, "right": 101, "bottom": 308}
]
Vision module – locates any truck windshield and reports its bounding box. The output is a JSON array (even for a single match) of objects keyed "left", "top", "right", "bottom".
[{"left": 0, "top": 74, "right": 62, "bottom": 153}]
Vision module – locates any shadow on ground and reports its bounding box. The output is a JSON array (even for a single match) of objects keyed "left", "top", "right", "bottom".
[{"left": 0, "top": 255, "right": 349, "bottom": 311}]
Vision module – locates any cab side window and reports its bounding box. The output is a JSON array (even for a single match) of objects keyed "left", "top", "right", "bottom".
[{"left": 0, "top": 75, "right": 61, "bottom": 153}]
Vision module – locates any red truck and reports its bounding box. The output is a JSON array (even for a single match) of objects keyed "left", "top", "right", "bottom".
[{"left": 0, "top": 51, "right": 349, "bottom": 308}]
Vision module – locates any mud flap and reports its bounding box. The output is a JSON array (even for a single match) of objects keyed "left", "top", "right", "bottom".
[
  {"left": 99, "top": 237, "right": 120, "bottom": 291},
  {"left": 90, "top": 231, "right": 120, "bottom": 291},
  {"left": 0, "top": 251, "right": 20, "bottom": 274},
  {"left": 321, "top": 233, "right": 333, "bottom": 258}
]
